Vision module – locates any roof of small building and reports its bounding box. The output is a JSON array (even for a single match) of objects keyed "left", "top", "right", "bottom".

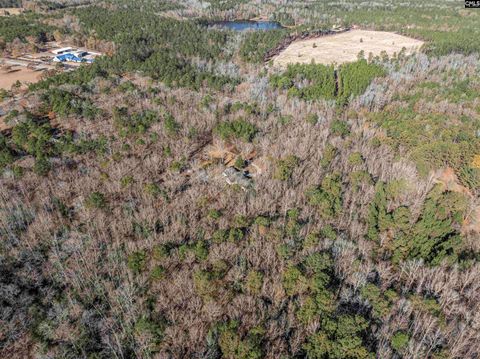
[
  {"left": 54, "top": 53, "right": 94, "bottom": 63},
  {"left": 52, "top": 47, "right": 74, "bottom": 54},
  {"left": 223, "top": 168, "right": 252, "bottom": 189}
]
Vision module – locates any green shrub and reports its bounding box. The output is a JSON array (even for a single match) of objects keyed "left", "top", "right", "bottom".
[
  {"left": 320, "top": 144, "right": 337, "bottom": 168},
  {"left": 164, "top": 113, "right": 180, "bottom": 136},
  {"left": 370, "top": 137, "right": 382, "bottom": 148},
  {"left": 297, "top": 296, "right": 320, "bottom": 324},
  {"left": 0, "top": 134, "right": 14, "bottom": 170},
  {"left": 152, "top": 244, "right": 170, "bottom": 260},
  {"left": 118, "top": 81, "right": 137, "bottom": 92},
  {"left": 144, "top": 183, "right": 166, "bottom": 199},
  {"left": 178, "top": 240, "right": 209, "bottom": 261},
  {"left": 120, "top": 175, "right": 134, "bottom": 188},
  {"left": 71, "top": 136, "right": 109, "bottom": 156},
  {"left": 304, "top": 315, "right": 372, "bottom": 359},
  {"left": 234, "top": 215, "right": 250, "bottom": 228},
  {"left": 410, "top": 295, "right": 443, "bottom": 319},
  {"left": 459, "top": 166, "right": 480, "bottom": 190},
  {"left": 391, "top": 331, "right": 409, "bottom": 352},
  {"left": 254, "top": 216, "right": 271, "bottom": 227},
  {"left": 385, "top": 179, "right": 408, "bottom": 201},
  {"left": 200, "top": 94, "right": 213, "bottom": 108},
  {"left": 134, "top": 316, "right": 164, "bottom": 353},
  {"left": 304, "top": 232, "right": 320, "bottom": 249},
  {"left": 282, "top": 266, "right": 309, "bottom": 296},
  {"left": 211, "top": 260, "right": 229, "bottom": 279},
  {"left": 0, "top": 89, "right": 9, "bottom": 101},
  {"left": 85, "top": 192, "right": 107, "bottom": 209},
  {"left": 41, "top": 88, "right": 100, "bottom": 119},
  {"left": 193, "top": 270, "right": 216, "bottom": 299},
  {"left": 34, "top": 157, "right": 51, "bottom": 176},
  {"left": 276, "top": 243, "right": 293, "bottom": 260},
  {"left": 348, "top": 152, "right": 363, "bottom": 165},
  {"left": 369, "top": 181, "right": 467, "bottom": 265},
  {"left": 218, "top": 321, "right": 263, "bottom": 359},
  {"left": 208, "top": 209, "right": 223, "bottom": 220},
  {"left": 245, "top": 270, "right": 263, "bottom": 294},
  {"left": 114, "top": 108, "right": 159, "bottom": 136},
  {"left": 306, "top": 113, "right": 319, "bottom": 125},
  {"left": 12, "top": 119, "right": 55, "bottom": 158},
  {"left": 392, "top": 206, "right": 411, "bottom": 232},
  {"left": 214, "top": 119, "right": 257, "bottom": 142},
  {"left": 228, "top": 228, "right": 244, "bottom": 242},
  {"left": 52, "top": 197, "right": 71, "bottom": 218},
  {"left": 132, "top": 221, "right": 158, "bottom": 239},
  {"left": 306, "top": 173, "right": 343, "bottom": 219},
  {"left": 162, "top": 146, "right": 172, "bottom": 157},
  {"left": 150, "top": 266, "right": 166, "bottom": 281},
  {"left": 274, "top": 155, "right": 299, "bottom": 181},
  {"left": 360, "top": 284, "right": 393, "bottom": 319},
  {"left": 350, "top": 170, "right": 372, "bottom": 191},
  {"left": 41, "top": 89, "right": 76, "bottom": 116},
  {"left": 169, "top": 159, "right": 186, "bottom": 172},
  {"left": 330, "top": 120, "right": 350, "bottom": 137},
  {"left": 128, "top": 250, "right": 147, "bottom": 273},
  {"left": 192, "top": 240, "right": 209, "bottom": 261},
  {"left": 285, "top": 208, "right": 301, "bottom": 237},
  {"left": 212, "top": 229, "right": 228, "bottom": 243},
  {"left": 321, "top": 225, "right": 337, "bottom": 240},
  {"left": 234, "top": 156, "right": 245, "bottom": 169},
  {"left": 278, "top": 114, "right": 293, "bottom": 125},
  {"left": 366, "top": 182, "right": 392, "bottom": 242},
  {"left": 11, "top": 165, "right": 24, "bottom": 179},
  {"left": 304, "top": 252, "right": 334, "bottom": 276}
]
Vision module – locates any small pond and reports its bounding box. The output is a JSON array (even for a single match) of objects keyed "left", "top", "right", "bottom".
[{"left": 209, "top": 20, "right": 283, "bottom": 31}]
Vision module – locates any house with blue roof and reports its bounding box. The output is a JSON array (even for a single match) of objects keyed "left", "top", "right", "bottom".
[{"left": 53, "top": 52, "right": 94, "bottom": 64}]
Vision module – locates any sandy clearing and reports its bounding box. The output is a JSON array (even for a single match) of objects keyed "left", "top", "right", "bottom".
[
  {"left": 0, "top": 8, "right": 24, "bottom": 16},
  {"left": 0, "top": 66, "right": 44, "bottom": 90},
  {"left": 272, "top": 29, "right": 424, "bottom": 68}
]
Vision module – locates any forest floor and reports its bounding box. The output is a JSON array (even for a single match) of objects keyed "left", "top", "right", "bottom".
[{"left": 272, "top": 29, "right": 424, "bottom": 68}]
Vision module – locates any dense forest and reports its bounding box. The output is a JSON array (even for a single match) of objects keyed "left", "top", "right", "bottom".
[{"left": 1, "top": 1, "right": 480, "bottom": 359}]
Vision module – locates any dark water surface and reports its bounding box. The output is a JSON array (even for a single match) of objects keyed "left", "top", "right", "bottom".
[{"left": 209, "top": 20, "right": 283, "bottom": 31}]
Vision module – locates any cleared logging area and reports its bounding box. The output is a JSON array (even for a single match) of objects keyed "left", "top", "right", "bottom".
[
  {"left": 0, "top": 66, "right": 43, "bottom": 89},
  {"left": 272, "top": 29, "right": 424, "bottom": 68}
]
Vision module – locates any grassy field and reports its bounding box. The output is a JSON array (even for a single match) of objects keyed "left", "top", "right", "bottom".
[{"left": 272, "top": 29, "right": 424, "bottom": 68}]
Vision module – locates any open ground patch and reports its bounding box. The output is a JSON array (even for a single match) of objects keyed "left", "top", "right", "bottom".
[{"left": 272, "top": 29, "right": 424, "bottom": 68}]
